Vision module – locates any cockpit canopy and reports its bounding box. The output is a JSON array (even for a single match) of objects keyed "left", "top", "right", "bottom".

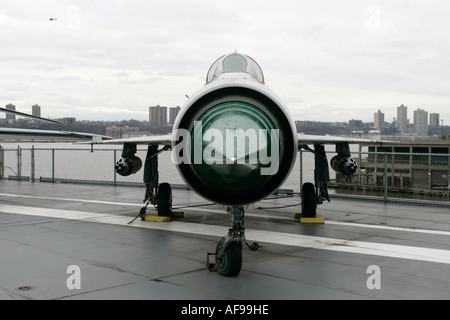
[{"left": 206, "top": 53, "right": 265, "bottom": 84}]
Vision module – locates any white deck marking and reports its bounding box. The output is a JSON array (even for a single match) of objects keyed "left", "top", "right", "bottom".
[
  {"left": 1, "top": 192, "right": 450, "bottom": 236},
  {"left": 0, "top": 193, "right": 143, "bottom": 207},
  {"left": 1, "top": 203, "right": 450, "bottom": 265}
]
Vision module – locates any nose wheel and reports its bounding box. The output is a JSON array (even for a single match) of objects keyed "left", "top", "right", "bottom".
[
  {"left": 215, "top": 237, "right": 242, "bottom": 277},
  {"left": 207, "top": 205, "right": 258, "bottom": 277}
]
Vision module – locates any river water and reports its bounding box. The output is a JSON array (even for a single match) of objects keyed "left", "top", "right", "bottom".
[
  {"left": 1, "top": 142, "right": 343, "bottom": 193},
  {"left": 2, "top": 142, "right": 448, "bottom": 203}
]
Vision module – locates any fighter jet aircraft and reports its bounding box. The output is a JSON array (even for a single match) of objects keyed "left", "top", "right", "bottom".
[{"left": 96, "top": 52, "right": 373, "bottom": 277}]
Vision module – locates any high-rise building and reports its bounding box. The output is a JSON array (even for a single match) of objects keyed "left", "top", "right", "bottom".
[
  {"left": 430, "top": 113, "right": 440, "bottom": 127},
  {"left": 149, "top": 105, "right": 167, "bottom": 126},
  {"left": 414, "top": 108, "right": 428, "bottom": 136},
  {"left": 374, "top": 110, "right": 384, "bottom": 130},
  {"left": 32, "top": 104, "right": 41, "bottom": 117},
  {"left": 396, "top": 104, "right": 408, "bottom": 134},
  {"left": 169, "top": 106, "right": 181, "bottom": 125},
  {"left": 5, "top": 103, "right": 16, "bottom": 121}
]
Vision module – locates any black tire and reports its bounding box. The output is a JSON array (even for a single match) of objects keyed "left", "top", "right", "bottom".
[
  {"left": 157, "top": 183, "right": 172, "bottom": 216},
  {"left": 301, "top": 182, "right": 316, "bottom": 218},
  {"left": 216, "top": 240, "right": 242, "bottom": 277}
]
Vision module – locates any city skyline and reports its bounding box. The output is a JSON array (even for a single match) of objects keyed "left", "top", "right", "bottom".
[
  {"left": 1, "top": 1, "right": 450, "bottom": 123},
  {"left": 3, "top": 102, "right": 444, "bottom": 128},
  {"left": 2, "top": 100, "right": 446, "bottom": 127}
]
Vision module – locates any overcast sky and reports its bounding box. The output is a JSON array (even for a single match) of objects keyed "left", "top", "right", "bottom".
[{"left": 1, "top": 0, "right": 449, "bottom": 124}]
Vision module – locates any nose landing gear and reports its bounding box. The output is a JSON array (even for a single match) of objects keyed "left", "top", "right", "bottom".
[
  {"left": 214, "top": 237, "right": 243, "bottom": 277},
  {"left": 207, "top": 205, "right": 258, "bottom": 277}
]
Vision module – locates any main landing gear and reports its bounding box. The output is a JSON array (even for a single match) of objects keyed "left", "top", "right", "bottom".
[
  {"left": 123, "top": 144, "right": 173, "bottom": 223},
  {"left": 127, "top": 182, "right": 173, "bottom": 224},
  {"left": 141, "top": 182, "right": 173, "bottom": 218},
  {"left": 207, "top": 205, "right": 259, "bottom": 277}
]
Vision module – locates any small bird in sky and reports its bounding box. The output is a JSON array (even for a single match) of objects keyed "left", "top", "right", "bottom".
[{"left": 49, "top": 18, "right": 57, "bottom": 21}]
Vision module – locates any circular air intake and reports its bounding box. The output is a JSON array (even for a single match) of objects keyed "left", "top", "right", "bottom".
[{"left": 174, "top": 87, "right": 296, "bottom": 205}]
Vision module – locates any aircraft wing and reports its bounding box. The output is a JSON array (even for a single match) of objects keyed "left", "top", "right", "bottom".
[
  {"left": 93, "top": 134, "right": 172, "bottom": 146},
  {"left": 0, "top": 128, "right": 113, "bottom": 142},
  {"left": 0, "top": 107, "right": 63, "bottom": 125},
  {"left": 297, "top": 133, "right": 377, "bottom": 145},
  {"left": 1, "top": 106, "right": 113, "bottom": 142},
  {"left": 93, "top": 133, "right": 375, "bottom": 147}
]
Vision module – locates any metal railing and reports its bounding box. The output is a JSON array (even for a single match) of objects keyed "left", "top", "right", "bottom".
[
  {"left": 1, "top": 144, "right": 449, "bottom": 205},
  {"left": 299, "top": 149, "right": 450, "bottom": 205}
]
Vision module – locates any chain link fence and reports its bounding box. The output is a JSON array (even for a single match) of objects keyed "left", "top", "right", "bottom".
[{"left": 1, "top": 143, "right": 449, "bottom": 205}]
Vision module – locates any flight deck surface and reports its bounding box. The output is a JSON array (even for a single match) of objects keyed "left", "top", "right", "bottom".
[{"left": 0, "top": 180, "right": 449, "bottom": 300}]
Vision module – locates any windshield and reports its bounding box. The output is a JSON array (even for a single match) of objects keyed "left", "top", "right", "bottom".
[{"left": 206, "top": 53, "right": 265, "bottom": 84}]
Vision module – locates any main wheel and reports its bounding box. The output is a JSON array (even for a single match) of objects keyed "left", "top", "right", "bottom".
[
  {"left": 157, "top": 183, "right": 172, "bottom": 216},
  {"left": 216, "top": 240, "right": 242, "bottom": 277},
  {"left": 301, "top": 182, "right": 316, "bottom": 218}
]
